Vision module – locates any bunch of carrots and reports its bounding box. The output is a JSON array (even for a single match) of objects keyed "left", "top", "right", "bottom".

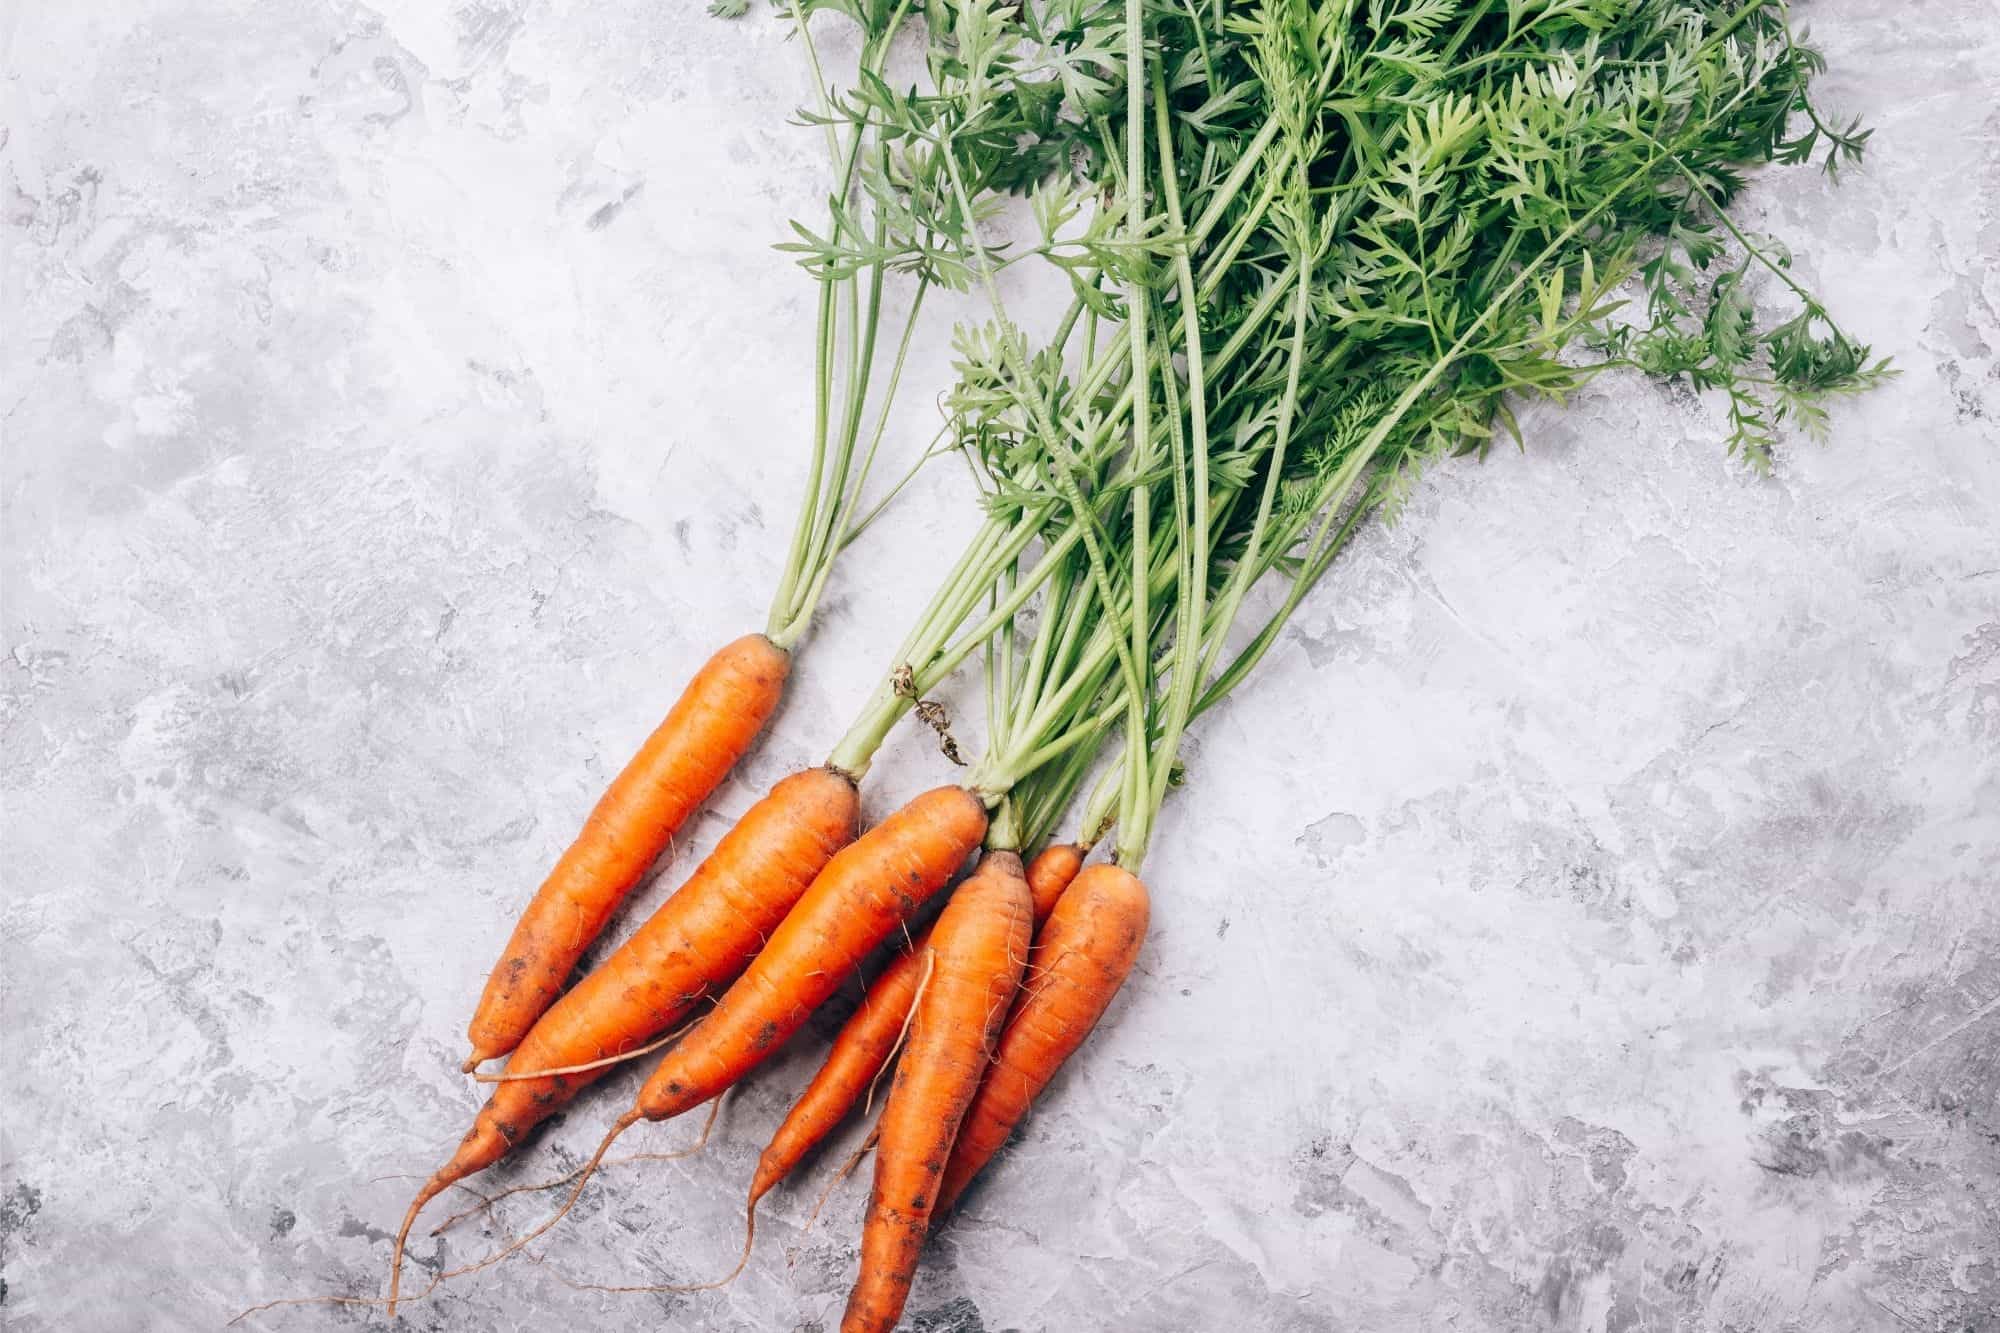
[{"left": 245, "top": 0, "right": 1886, "bottom": 1327}]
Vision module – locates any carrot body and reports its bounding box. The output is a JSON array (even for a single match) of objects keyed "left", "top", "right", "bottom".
[
  {"left": 750, "top": 843, "right": 1084, "bottom": 1204},
  {"left": 842, "top": 851, "right": 1032, "bottom": 1333},
  {"left": 465, "top": 632, "right": 790, "bottom": 1068},
  {"left": 1025, "top": 842, "right": 1085, "bottom": 920},
  {"left": 630, "top": 785, "right": 988, "bottom": 1125},
  {"left": 933, "top": 863, "right": 1149, "bottom": 1215},
  {"left": 388, "top": 765, "right": 854, "bottom": 1312}
]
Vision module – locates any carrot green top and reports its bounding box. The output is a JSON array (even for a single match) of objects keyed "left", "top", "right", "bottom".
[
  {"left": 768, "top": 2, "right": 1884, "bottom": 868},
  {"left": 855, "top": 0, "right": 1887, "bottom": 868}
]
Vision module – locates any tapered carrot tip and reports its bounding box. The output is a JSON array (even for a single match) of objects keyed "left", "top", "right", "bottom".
[
  {"left": 386, "top": 1117, "right": 513, "bottom": 1315},
  {"left": 388, "top": 1174, "right": 447, "bottom": 1318}
]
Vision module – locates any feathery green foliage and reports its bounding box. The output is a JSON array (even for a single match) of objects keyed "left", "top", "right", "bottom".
[
  {"left": 748, "top": 0, "right": 1883, "bottom": 847},
  {"left": 923, "top": 0, "right": 1886, "bottom": 862}
]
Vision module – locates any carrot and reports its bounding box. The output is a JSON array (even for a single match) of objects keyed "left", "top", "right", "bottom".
[
  {"left": 464, "top": 632, "right": 791, "bottom": 1070},
  {"left": 1025, "top": 842, "right": 1085, "bottom": 920},
  {"left": 842, "top": 850, "right": 1032, "bottom": 1333},
  {"left": 621, "top": 785, "right": 985, "bottom": 1126},
  {"left": 410, "top": 785, "right": 990, "bottom": 1317},
  {"left": 933, "top": 862, "right": 1149, "bottom": 1216},
  {"left": 387, "top": 764, "right": 855, "bottom": 1313},
  {"left": 749, "top": 842, "right": 1084, "bottom": 1210}
]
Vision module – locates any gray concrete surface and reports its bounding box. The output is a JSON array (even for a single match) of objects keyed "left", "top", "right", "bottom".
[{"left": 4, "top": 1, "right": 1997, "bottom": 1329}]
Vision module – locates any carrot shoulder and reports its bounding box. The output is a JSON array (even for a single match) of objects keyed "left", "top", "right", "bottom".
[
  {"left": 841, "top": 851, "right": 1032, "bottom": 1333},
  {"left": 387, "top": 764, "right": 854, "bottom": 1313},
  {"left": 934, "top": 862, "right": 1149, "bottom": 1216},
  {"left": 464, "top": 632, "right": 790, "bottom": 1068}
]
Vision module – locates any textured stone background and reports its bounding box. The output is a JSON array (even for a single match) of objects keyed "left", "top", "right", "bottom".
[{"left": 4, "top": 1, "right": 1998, "bottom": 1330}]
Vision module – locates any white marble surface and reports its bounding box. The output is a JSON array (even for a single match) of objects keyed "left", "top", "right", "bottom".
[{"left": 4, "top": 2, "right": 1998, "bottom": 1330}]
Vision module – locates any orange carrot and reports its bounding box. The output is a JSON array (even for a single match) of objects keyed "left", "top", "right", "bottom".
[
  {"left": 749, "top": 843, "right": 1084, "bottom": 1209},
  {"left": 620, "top": 786, "right": 985, "bottom": 1126},
  {"left": 412, "top": 786, "right": 991, "bottom": 1317},
  {"left": 1025, "top": 842, "right": 1085, "bottom": 920},
  {"left": 616, "top": 780, "right": 984, "bottom": 1120},
  {"left": 933, "top": 862, "right": 1149, "bottom": 1216},
  {"left": 387, "top": 764, "right": 855, "bottom": 1312},
  {"left": 842, "top": 851, "right": 1032, "bottom": 1333},
  {"left": 464, "top": 632, "right": 790, "bottom": 1069}
]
